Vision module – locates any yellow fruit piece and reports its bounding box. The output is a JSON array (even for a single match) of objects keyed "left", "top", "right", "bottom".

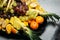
[
  {"left": 14, "top": 16, "right": 21, "bottom": 22},
  {"left": 0, "top": 18, "right": 4, "bottom": 25},
  {"left": 36, "top": 5, "right": 45, "bottom": 13},
  {"left": 5, "top": 19, "right": 9, "bottom": 23},
  {"left": 26, "top": 1, "right": 31, "bottom": 5},
  {"left": 6, "top": 24, "right": 12, "bottom": 34},
  {"left": 2, "top": 19, "right": 9, "bottom": 28},
  {"left": 11, "top": 27, "right": 18, "bottom": 34},
  {"left": 26, "top": 0, "right": 37, "bottom": 6},
  {"left": 30, "top": 2, "right": 38, "bottom": 8},
  {"left": 24, "top": 22, "right": 28, "bottom": 26},
  {"left": 10, "top": 17, "right": 14, "bottom": 25},
  {"left": 13, "top": 16, "right": 21, "bottom": 30}
]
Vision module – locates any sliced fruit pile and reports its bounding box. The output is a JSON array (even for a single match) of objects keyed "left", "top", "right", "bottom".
[{"left": 0, "top": 15, "right": 44, "bottom": 34}]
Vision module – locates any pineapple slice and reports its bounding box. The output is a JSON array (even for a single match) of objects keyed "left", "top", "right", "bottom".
[
  {"left": 10, "top": 16, "right": 23, "bottom": 30},
  {"left": 13, "top": 16, "right": 21, "bottom": 30},
  {"left": 10, "top": 17, "right": 14, "bottom": 25}
]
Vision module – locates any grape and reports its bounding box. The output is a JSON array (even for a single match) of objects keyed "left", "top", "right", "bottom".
[
  {"left": 0, "top": 0, "right": 29, "bottom": 19},
  {"left": 15, "top": 0, "right": 22, "bottom": 3},
  {"left": 14, "top": 2, "right": 29, "bottom": 16}
]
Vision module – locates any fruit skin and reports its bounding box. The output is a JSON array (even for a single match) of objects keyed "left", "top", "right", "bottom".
[
  {"left": 13, "top": 16, "right": 21, "bottom": 30},
  {"left": 36, "top": 16, "right": 44, "bottom": 24},
  {"left": 10, "top": 17, "right": 14, "bottom": 25},
  {"left": 30, "top": 20, "right": 39, "bottom": 30}
]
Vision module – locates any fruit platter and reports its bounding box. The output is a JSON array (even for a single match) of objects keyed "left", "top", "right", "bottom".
[{"left": 0, "top": 0, "right": 60, "bottom": 40}]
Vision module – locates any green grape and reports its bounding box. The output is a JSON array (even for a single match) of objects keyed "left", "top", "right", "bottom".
[
  {"left": 19, "top": 16, "right": 25, "bottom": 21},
  {"left": 10, "top": 9, "right": 14, "bottom": 13},
  {"left": 13, "top": 1, "right": 17, "bottom": 7}
]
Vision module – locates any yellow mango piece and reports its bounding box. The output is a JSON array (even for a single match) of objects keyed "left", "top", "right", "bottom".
[
  {"left": 6, "top": 24, "right": 12, "bottom": 34},
  {"left": 10, "top": 17, "right": 14, "bottom": 25},
  {"left": 30, "top": 2, "right": 38, "bottom": 8},
  {"left": 24, "top": 21, "right": 28, "bottom": 26}
]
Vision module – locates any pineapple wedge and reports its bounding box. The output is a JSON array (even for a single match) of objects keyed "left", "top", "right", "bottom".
[
  {"left": 13, "top": 16, "right": 21, "bottom": 30},
  {"left": 10, "top": 17, "right": 14, "bottom": 25}
]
